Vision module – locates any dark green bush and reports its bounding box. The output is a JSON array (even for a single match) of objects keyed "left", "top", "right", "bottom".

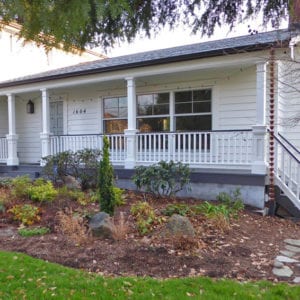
[
  {"left": 43, "top": 149, "right": 101, "bottom": 189},
  {"left": 132, "top": 161, "right": 190, "bottom": 197},
  {"left": 98, "top": 136, "right": 116, "bottom": 216},
  {"left": 43, "top": 151, "right": 73, "bottom": 182}
]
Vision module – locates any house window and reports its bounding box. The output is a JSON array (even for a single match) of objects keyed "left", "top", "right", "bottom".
[
  {"left": 175, "top": 89, "right": 212, "bottom": 131},
  {"left": 137, "top": 93, "right": 170, "bottom": 132},
  {"left": 103, "top": 97, "right": 128, "bottom": 133}
]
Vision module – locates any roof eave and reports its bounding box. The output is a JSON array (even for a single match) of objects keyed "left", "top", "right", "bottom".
[{"left": 0, "top": 40, "right": 288, "bottom": 89}]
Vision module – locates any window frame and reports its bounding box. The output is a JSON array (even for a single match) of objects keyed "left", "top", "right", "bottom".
[
  {"left": 174, "top": 88, "right": 212, "bottom": 132},
  {"left": 136, "top": 92, "right": 171, "bottom": 132},
  {"left": 103, "top": 96, "right": 128, "bottom": 134}
]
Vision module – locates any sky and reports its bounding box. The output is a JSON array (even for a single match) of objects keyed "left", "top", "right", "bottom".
[{"left": 105, "top": 21, "right": 288, "bottom": 58}]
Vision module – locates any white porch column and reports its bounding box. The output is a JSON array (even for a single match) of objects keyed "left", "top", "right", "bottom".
[
  {"left": 40, "top": 88, "right": 51, "bottom": 165},
  {"left": 124, "top": 77, "right": 137, "bottom": 169},
  {"left": 252, "top": 62, "right": 267, "bottom": 174},
  {"left": 6, "top": 93, "right": 19, "bottom": 166}
]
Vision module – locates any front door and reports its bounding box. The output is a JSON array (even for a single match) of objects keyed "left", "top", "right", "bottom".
[{"left": 50, "top": 101, "right": 63, "bottom": 135}]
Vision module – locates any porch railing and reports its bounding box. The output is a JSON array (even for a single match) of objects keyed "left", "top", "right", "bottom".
[
  {"left": 50, "top": 134, "right": 126, "bottom": 163},
  {"left": 274, "top": 135, "right": 300, "bottom": 209},
  {"left": 0, "top": 137, "right": 8, "bottom": 163},
  {"left": 49, "top": 130, "right": 253, "bottom": 169},
  {"left": 136, "top": 130, "right": 253, "bottom": 167}
]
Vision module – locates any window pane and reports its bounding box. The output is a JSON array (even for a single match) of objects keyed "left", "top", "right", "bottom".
[
  {"left": 138, "top": 117, "right": 170, "bottom": 132},
  {"left": 175, "top": 91, "right": 192, "bottom": 103},
  {"left": 175, "top": 103, "right": 192, "bottom": 114},
  {"left": 153, "top": 104, "right": 169, "bottom": 115},
  {"left": 193, "top": 89, "right": 211, "bottom": 101},
  {"left": 104, "top": 97, "right": 127, "bottom": 118},
  {"left": 104, "top": 98, "right": 118, "bottom": 109},
  {"left": 176, "top": 115, "right": 211, "bottom": 131},
  {"left": 138, "top": 105, "right": 152, "bottom": 116},
  {"left": 104, "top": 108, "right": 119, "bottom": 118},
  {"left": 104, "top": 119, "right": 127, "bottom": 134},
  {"left": 138, "top": 93, "right": 169, "bottom": 116},
  {"left": 154, "top": 93, "right": 169, "bottom": 104},
  {"left": 119, "top": 107, "right": 128, "bottom": 118},
  {"left": 138, "top": 95, "right": 153, "bottom": 106},
  {"left": 193, "top": 101, "right": 211, "bottom": 113},
  {"left": 119, "top": 97, "right": 128, "bottom": 107}
]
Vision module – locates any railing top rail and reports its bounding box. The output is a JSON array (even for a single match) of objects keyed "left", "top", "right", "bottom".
[
  {"left": 278, "top": 132, "right": 300, "bottom": 155},
  {"left": 50, "top": 129, "right": 253, "bottom": 138},
  {"left": 137, "top": 129, "right": 252, "bottom": 135},
  {"left": 274, "top": 134, "right": 300, "bottom": 164},
  {"left": 50, "top": 133, "right": 125, "bottom": 137}
]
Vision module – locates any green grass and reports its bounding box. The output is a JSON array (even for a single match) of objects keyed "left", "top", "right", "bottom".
[{"left": 0, "top": 251, "right": 299, "bottom": 299}]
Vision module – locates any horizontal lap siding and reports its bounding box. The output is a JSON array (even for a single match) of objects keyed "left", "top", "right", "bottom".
[
  {"left": 16, "top": 99, "right": 41, "bottom": 163},
  {"left": 66, "top": 90, "right": 100, "bottom": 135},
  {"left": 217, "top": 66, "right": 256, "bottom": 130}
]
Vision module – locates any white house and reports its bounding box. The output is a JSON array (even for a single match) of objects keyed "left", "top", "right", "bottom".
[{"left": 0, "top": 29, "right": 299, "bottom": 214}]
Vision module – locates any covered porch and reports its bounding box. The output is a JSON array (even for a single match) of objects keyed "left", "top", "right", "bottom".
[{"left": 0, "top": 52, "right": 269, "bottom": 175}]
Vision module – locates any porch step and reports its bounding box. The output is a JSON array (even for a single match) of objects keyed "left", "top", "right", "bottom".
[{"left": 0, "top": 165, "right": 42, "bottom": 179}]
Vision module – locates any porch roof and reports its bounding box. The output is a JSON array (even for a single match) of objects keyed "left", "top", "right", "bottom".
[{"left": 0, "top": 29, "right": 293, "bottom": 88}]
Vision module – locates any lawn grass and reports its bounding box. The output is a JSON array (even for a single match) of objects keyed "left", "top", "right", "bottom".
[{"left": 0, "top": 251, "right": 299, "bottom": 299}]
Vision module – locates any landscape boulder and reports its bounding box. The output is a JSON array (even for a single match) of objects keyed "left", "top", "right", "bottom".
[
  {"left": 62, "top": 175, "right": 81, "bottom": 190},
  {"left": 161, "top": 214, "right": 195, "bottom": 238},
  {"left": 89, "top": 212, "right": 115, "bottom": 239}
]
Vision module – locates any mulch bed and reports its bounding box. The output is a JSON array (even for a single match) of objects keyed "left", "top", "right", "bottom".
[{"left": 1, "top": 190, "right": 300, "bottom": 282}]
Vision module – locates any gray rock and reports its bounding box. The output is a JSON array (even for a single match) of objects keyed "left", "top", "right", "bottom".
[
  {"left": 275, "top": 255, "right": 299, "bottom": 263},
  {"left": 0, "top": 227, "right": 15, "bottom": 237},
  {"left": 293, "top": 277, "right": 300, "bottom": 284},
  {"left": 62, "top": 175, "right": 81, "bottom": 190},
  {"left": 89, "top": 212, "right": 115, "bottom": 239},
  {"left": 280, "top": 250, "right": 296, "bottom": 258},
  {"left": 161, "top": 214, "right": 195, "bottom": 238},
  {"left": 272, "top": 266, "right": 293, "bottom": 278},
  {"left": 273, "top": 260, "right": 284, "bottom": 268},
  {"left": 285, "top": 245, "right": 300, "bottom": 253},
  {"left": 284, "top": 239, "right": 300, "bottom": 247}
]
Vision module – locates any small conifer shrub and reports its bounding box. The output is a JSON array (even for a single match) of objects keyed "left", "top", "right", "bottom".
[{"left": 98, "top": 136, "right": 116, "bottom": 216}]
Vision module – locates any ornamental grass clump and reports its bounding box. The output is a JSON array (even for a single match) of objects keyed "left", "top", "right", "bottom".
[{"left": 130, "top": 201, "right": 157, "bottom": 235}]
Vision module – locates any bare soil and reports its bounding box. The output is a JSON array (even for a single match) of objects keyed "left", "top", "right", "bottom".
[{"left": 1, "top": 190, "right": 300, "bottom": 282}]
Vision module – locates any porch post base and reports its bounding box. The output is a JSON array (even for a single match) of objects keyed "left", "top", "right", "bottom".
[
  {"left": 40, "top": 132, "right": 51, "bottom": 166},
  {"left": 6, "top": 134, "right": 19, "bottom": 166},
  {"left": 124, "top": 129, "right": 137, "bottom": 169}
]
